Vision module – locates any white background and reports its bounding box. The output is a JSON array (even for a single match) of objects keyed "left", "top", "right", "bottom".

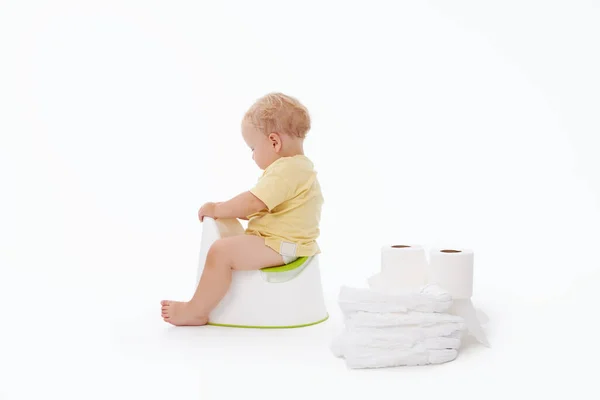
[{"left": 1, "top": 0, "right": 599, "bottom": 398}]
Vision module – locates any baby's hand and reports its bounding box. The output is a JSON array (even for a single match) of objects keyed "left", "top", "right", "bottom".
[{"left": 198, "top": 202, "right": 217, "bottom": 222}]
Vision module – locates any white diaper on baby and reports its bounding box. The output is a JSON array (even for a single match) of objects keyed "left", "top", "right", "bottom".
[{"left": 281, "top": 254, "right": 298, "bottom": 264}]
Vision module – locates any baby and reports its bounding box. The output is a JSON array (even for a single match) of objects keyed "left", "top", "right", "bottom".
[{"left": 161, "top": 92, "right": 324, "bottom": 326}]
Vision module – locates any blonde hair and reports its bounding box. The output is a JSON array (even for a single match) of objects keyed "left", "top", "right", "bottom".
[{"left": 243, "top": 92, "right": 311, "bottom": 138}]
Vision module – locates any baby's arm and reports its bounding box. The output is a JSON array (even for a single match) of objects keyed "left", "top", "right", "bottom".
[{"left": 213, "top": 191, "right": 266, "bottom": 220}]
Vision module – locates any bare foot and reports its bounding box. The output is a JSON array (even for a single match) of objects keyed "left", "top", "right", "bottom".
[{"left": 161, "top": 300, "right": 208, "bottom": 326}]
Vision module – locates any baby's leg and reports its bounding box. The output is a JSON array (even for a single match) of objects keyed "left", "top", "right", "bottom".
[{"left": 161, "top": 234, "right": 285, "bottom": 326}]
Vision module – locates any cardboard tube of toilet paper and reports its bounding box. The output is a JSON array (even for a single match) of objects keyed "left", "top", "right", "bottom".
[
  {"left": 376, "top": 244, "right": 428, "bottom": 290},
  {"left": 427, "top": 248, "right": 474, "bottom": 299}
]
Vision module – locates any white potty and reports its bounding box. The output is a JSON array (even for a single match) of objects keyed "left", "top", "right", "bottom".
[{"left": 196, "top": 217, "right": 329, "bottom": 328}]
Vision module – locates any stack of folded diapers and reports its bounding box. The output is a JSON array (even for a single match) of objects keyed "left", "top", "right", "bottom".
[
  {"left": 331, "top": 284, "right": 466, "bottom": 368},
  {"left": 331, "top": 245, "right": 488, "bottom": 369}
]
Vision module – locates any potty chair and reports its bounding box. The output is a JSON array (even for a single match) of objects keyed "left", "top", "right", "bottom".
[{"left": 196, "top": 217, "right": 329, "bottom": 328}]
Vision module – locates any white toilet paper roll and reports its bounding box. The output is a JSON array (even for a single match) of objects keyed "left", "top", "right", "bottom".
[
  {"left": 427, "top": 248, "right": 474, "bottom": 299},
  {"left": 427, "top": 248, "right": 490, "bottom": 347},
  {"left": 378, "top": 244, "right": 428, "bottom": 290}
]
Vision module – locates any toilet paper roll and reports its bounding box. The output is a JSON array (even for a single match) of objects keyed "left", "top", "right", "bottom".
[
  {"left": 427, "top": 248, "right": 490, "bottom": 347},
  {"left": 427, "top": 248, "right": 474, "bottom": 299},
  {"left": 378, "top": 244, "right": 428, "bottom": 290}
]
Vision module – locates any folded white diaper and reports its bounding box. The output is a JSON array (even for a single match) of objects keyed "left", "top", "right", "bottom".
[
  {"left": 331, "top": 329, "right": 463, "bottom": 358},
  {"left": 344, "top": 322, "right": 466, "bottom": 341},
  {"left": 343, "top": 346, "right": 459, "bottom": 369},
  {"left": 345, "top": 310, "right": 466, "bottom": 329},
  {"left": 338, "top": 283, "right": 453, "bottom": 314}
]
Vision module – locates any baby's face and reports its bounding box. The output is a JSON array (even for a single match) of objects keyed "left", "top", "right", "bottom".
[{"left": 241, "top": 121, "right": 280, "bottom": 170}]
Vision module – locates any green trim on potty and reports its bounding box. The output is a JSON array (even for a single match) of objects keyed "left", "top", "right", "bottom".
[
  {"left": 261, "top": 256, "right": 309, "bottom": 273},
  {"left": 207, "top": 314, "right": 329, "bottom": 329}
]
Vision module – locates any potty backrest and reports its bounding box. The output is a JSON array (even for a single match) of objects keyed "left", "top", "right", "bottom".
[{"left": 196, "top": 217, "right": 245, "bottom": 284}]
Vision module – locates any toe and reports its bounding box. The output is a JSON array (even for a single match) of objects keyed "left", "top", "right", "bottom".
[{"left": 161, "top": 300, "right": 170, "bottom": 306}]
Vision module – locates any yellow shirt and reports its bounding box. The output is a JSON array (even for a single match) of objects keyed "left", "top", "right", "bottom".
[{"left": 246, "top": 155, "right": 323, "bottom": 257}]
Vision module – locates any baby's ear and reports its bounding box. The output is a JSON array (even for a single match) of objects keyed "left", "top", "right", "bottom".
[{"left": 269, "top": 132, "right": 283, "bottom": 152}]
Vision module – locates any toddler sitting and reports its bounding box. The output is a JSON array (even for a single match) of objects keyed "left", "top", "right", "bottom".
[{"left": 161, "top": 93, "right": 324, "bottom": 326}]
